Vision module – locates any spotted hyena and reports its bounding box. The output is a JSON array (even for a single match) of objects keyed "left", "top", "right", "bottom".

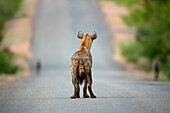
[{"left": 70, "top": 31, "right": 97, "bottom": 99}]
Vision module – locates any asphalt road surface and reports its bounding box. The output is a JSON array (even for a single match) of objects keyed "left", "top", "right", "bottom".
[{"left": 0, "top": 0, "right": 170, "bottom": 113}]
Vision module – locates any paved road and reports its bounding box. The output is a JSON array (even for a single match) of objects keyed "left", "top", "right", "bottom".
[{"left": 1, "top": 0, "right": 170, "bottom": 113}]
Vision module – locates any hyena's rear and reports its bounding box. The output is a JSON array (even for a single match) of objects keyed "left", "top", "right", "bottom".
[{"left": 70, "top": 31, "right": 97, "bottom": 99}]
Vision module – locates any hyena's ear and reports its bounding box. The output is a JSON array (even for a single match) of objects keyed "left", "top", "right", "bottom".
[
  {"left": 91, "top": 31, "right": 97, "bottom": 40},
  {"left": 77, "top": 31, "right": 84, "bottom": 39}
]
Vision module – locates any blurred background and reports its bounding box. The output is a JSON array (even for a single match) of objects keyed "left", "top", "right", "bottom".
[
  {"left": 101, "top": 0, "right": 170, "bottom": 80},
  {"left": 0, "top": 0, "right": 170, "bottom": 112},
  {"left": 0, "top": 0, "right": 170, "bottom": 82}
]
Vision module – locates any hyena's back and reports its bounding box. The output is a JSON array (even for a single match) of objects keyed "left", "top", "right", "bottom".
[{"left": 70, "top": 51, "right": 92, "bottom": 84}]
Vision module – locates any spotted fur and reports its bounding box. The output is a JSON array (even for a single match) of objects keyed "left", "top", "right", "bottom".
[{"left": 70, "top": 31, "right": 97, "bottom": 99}]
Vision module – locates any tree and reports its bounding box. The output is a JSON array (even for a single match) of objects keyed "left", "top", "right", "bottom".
[{"left": 118, "top": 0, "right": 170, "bottom": 78}]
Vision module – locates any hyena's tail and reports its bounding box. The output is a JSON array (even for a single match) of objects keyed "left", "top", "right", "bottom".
[{"left": 78, "top": 59, "right": 85, "bottom": 85}]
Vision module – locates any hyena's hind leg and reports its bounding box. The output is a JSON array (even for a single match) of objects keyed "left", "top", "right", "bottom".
[
  {"left": 83, "top": 77, "right": 90, "bottom": 98},
  {"left": 70, "top": 65, "right": 80, "bottom": 99},
  {"left": 87, "top": 71, "right": 96, "bottom": 98}
]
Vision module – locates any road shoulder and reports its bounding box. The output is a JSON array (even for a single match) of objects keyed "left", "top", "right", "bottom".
[{"left": 0, "top": 0, "right": 37, "bottom": 87}]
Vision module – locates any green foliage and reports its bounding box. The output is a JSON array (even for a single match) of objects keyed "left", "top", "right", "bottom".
[
  {"left": 119, "top": 42, "right": 143, "bottom": 62},
  {"left": 162, "top": 55, "right": 170, "bottom": 79},
  {"left": 99, "top": 0, "right": 138, "bottom": 6},
  {"left": 0, "top": 0, "right": 22, "bottom": 75},
  {"left": 118, "top": 0, "right": 170, "bottom": 79},
  {"left": 0, "top": 50, "right": 21, "bottom": 74},
  {"left": 136, "top": 26, "right": 150, "bottom": 42},
  {"left": 114, "top": 0, "right": 138, "bottom": 6},
  {"left": 0, "top": 0, "right": 22, "bottom": 42}
]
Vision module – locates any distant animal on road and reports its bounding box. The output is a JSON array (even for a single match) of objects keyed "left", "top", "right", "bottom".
[
  {"left": 36, "top": 60, "right": 41, "bottom": 74},
  {"left": 152, "top": 59, "right": 160, "bottom": 81},
  {"left": 70, "top": 31, "right": 97, "bottom": 99}
]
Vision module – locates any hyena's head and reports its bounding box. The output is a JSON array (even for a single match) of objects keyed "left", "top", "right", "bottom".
[{"left": 77, "top": 31, "right": 97, "bottom": 50}]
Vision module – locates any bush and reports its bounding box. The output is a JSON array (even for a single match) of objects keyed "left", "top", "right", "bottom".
[
  {"left": 162, "top": 55, "right": 170, "bottom": 79},
  {"left": 117, "top": 0, "right": 170, "bottom": 79},
  {"left": 119, "top": 42, "right": 143, "bottom": 62},
  {"left": 0, "top": 50, "right": 21, "bottom": 74},
  {"left": 114, "top": 0, "right": 138, "bottom": 6},
  {"left": 136, "top": 26, "right": 150, "bottom": 42},
  {"left": 0, "top": 0, "right": 22, "bottom": 43},
  {"left": 0, "top": 0, "right": 22, "bottom": 74}
]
